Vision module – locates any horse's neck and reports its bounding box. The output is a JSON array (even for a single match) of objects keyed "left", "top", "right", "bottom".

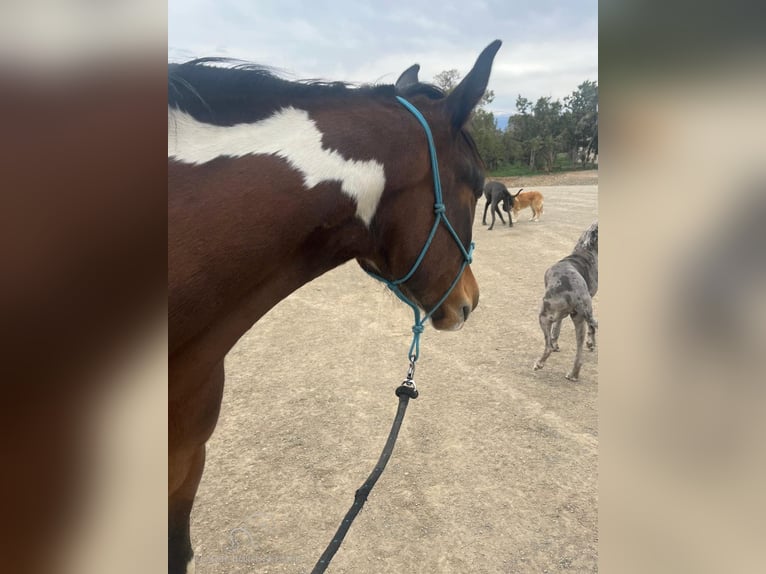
[
  {"left": 167, "top": 100, "right": 399, "bottom": 358},
  {"left": 169, "top": 169, "right": 372, "bottom": 358}
]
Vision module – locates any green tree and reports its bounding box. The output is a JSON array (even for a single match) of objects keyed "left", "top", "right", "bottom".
[
  {"left": 433, "top": 71, "right": 598, "bottom": 174},
  {"left": 504, "top": 96, "right": 532, "bottom": 167},
  {"left": 531, "top": 97, "right": 564, "bottom": 172},
  {"left": 505, "top": 95, "right": 569, "bottom": 171},
  {"left": 563, "top": 80, "right": 598, "bottom": 164},
  {"left": 470, "top": 109, "right": 503, "bottom": 170},
  {"left": 501, "top": 128, "right": 524, "bottom": 165}
]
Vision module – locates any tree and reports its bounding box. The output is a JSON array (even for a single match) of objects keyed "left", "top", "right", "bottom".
[
  {"left": 431, "top": 70, "right": 598, "bottom": 173},
  {"left": 501, "top": 129, "right": 524, "bottom": 165},
  {"left": 563, "top": 80, "right": 598, "bottom": 164},
  {"left": 470, "top": 109, "right": 503, "bottom": 170},
  {"left": 531, "top": 97, "right": 564, "bottom": 172},
  {"left": 504, "top": 96, "right": 533, "bottom": 167},
  {"left": 433, "top": 69, "right": 461, "bottom": 92},
  {"left": 507, "top": 95, "right": 562, "bottom": 170}
]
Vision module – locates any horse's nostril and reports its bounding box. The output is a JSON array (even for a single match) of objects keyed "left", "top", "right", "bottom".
[{"left": 462, "top": 304, "right": 471, "bottom": 322}]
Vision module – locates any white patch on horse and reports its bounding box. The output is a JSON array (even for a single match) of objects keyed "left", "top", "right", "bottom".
[{"left": 168, "top": 107, "right": 386, "bottom": 225}]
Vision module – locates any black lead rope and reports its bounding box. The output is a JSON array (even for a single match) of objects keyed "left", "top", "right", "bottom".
[{"left": 311, "top": 379, "right": 419, "bottom": 574}]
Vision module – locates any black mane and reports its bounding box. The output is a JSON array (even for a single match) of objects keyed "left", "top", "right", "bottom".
[
  {"left": 168, "top": 58, "right": 446, "bottom": 126},
  {"left": 166, "top": 58, "right": 484, "bottom": 189}
]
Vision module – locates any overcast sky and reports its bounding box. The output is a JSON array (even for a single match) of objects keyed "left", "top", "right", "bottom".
[{"left": 168, "top": 0, "right": 597, "bottom": 116}]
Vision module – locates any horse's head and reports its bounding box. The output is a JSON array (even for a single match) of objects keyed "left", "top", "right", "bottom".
[{"left": 358, "top": 41, "right": 502, "bottom": 331}]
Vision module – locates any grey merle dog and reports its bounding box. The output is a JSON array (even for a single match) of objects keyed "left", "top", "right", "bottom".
[
  {"left": 482, "top": 181, "right": 522, "bottom": 230},
  {"left": 534, "top": 221, "right": 598, "bottom": 381}
]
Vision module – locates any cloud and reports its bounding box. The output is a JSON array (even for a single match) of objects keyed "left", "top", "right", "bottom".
[{"left": 169, "top": 0, "right": 597, "bottom": 115}]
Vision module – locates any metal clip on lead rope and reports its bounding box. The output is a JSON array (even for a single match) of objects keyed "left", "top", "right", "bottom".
[{"left": 396, "top": 356, "right": 419, "bottom": 399}]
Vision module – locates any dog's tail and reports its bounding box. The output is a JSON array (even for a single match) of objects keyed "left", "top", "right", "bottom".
[{"left": 514, "top": 188, "right": 524, "bottom": 197}]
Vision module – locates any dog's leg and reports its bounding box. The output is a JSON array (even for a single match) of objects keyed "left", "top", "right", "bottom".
[
  {"left": 502, "top": 198, "right": 512, "bottom": 227},
  {"left": 489, "top": 198, "right": 501, "bottom": 230},
  {"left": 550, "top": 318, "right": 563, "bottom": 352},
  {"left": 565, "top": 314, "right": 587, "bottom": 381},
  {"left": 494, "top": 198, "right": 506, "bottom": 225},
  {"left": 587, "top": 323, "right": 596, "bottom": 351},
  {"left": 586, "top": 310, "right": 598, "bottom": 351},
  {"left": 534, "top": 312, "right": 556, "bottom": 370},
  {"left": 493, "top": 198, "right": 505, "bottom": 225},
  {"left": 482, "top": 199, "right": 490, "bottom": 225}
]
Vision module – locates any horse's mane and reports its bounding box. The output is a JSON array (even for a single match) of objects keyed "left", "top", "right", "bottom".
[
  {"left": 168, "top": 58, "right": 446, "bottom": 124},
  {"left": 167, "top": 58, "right": 484, "bottom": 187}
]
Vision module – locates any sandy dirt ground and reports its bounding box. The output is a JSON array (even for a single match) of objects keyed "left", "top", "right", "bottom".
[{"left": 191, "top": 174, "right": 599, "bottom": 573}]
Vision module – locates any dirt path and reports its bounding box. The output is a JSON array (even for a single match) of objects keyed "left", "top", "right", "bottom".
[
  {"left": 191, "top": 184, "right": 599, "bottom": 573},
  {"left": 492, "top": 169, "right": 599, "bottom": 188}
]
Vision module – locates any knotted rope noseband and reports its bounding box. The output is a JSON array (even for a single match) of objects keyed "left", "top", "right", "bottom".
[{"left": 365, "top": 95, "right": 475, "bottom": 365}]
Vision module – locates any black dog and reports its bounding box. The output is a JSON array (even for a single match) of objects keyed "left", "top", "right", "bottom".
[{"left": 482, "top": 182, "right": 522, "bottom": 230}]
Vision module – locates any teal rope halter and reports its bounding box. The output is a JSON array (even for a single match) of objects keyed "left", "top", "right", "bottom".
[{"left": 365, "top": 96, "right": 475, "bottom": 364}]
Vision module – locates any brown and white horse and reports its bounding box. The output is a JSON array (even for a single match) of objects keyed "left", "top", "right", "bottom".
[{"left": 168, "top": 40, "right": 502, "bottom": 573}]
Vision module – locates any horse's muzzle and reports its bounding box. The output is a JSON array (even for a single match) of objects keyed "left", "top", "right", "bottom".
[{"left": 430, "top": 265, "right": 480, "bottom": 331}]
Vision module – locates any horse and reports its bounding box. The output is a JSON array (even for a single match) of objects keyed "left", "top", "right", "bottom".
[{"left": 168, "top": 40, "right": 502, "bottom": 574}]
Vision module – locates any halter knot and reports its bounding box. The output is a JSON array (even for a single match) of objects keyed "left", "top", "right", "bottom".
[
  {"left": 411, "top": 324, "right": 425, "bottom": 335},
  {"left": 433, "top": 203, "right": 446, "bottom": 214}
]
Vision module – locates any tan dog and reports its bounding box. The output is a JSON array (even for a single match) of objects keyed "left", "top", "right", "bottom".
[{"left": 511, "top": 189, "right": 544, "bottom": 222}]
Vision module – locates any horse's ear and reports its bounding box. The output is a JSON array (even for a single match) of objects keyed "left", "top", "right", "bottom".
[
  {"left": 446, "top": 40, "right": 502, "bottom": 129},
  {"left": 395, "top": 64, "right": 420, "bottom": 94}
]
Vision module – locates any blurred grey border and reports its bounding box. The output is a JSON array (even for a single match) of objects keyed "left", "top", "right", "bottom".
[
  {"left": 1, "top": 2, "right": 167, "bottom": 574},
  {"left": 600, "top": 1, "right": 765, "bottom": 572}
]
